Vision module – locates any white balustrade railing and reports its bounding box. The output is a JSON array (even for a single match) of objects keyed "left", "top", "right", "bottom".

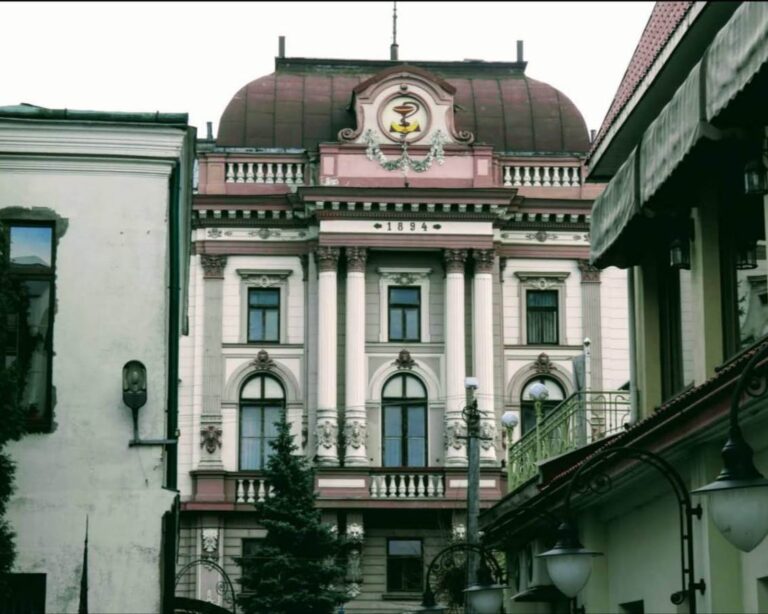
[
  {"left": 502, "top": 164, "right": 581, "bottom": 188},
  {"left": 225, "top": 161, "right": 305, "bottom": 185},
  {"left": 236, "top": 477, "right": 273, "bottom": 504},
  {"left": 369, "top": 473, "right": 445, "bottom": 499}
]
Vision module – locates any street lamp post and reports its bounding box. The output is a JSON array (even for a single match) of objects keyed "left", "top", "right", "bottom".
[
  {"left": 537, "top": 446, "right": 706, "bottom": 613},
  {"left": 464, "top": 377, "right": 482, "bottom": 593},
  {"left": 691, "top": 340, "right": 768, "bottom": 551}
]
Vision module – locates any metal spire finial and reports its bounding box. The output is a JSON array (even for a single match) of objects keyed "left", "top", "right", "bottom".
[{"left": 390, "top": 1, "right": 399, "bottom": 61}]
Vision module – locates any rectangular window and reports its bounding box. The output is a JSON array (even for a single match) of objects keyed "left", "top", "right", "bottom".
[
  {"left": 383, "top": 405, "right": 426, "bottom": 467},
  {"left": 240, "top": 404, "right": 281, "bottom": 470},
  {"left": 527, "top": 290, "right": 558, "bottom": 344},
  {"left": 2, "top": 223, "right": 55, "bottom": 432},
  {"left": 387, "top": 539, "right": 423, "bottom": 592},
  {"left": 389, "top": 287, "right": 420, "bottom": 342},
  {"left": 248, "top": 288, "right": 280, "bottom": 343},
  {"left": 5, "top": 573, "right": 46, "bottom": 612},
  {"left": 242, "top": 538, "right": 263, "bottom": 561}
]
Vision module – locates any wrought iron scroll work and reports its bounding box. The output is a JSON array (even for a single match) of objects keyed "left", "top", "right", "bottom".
[
  {"left": 564, "top": 447, "right": 705, "bottom": 611},
  {"left": 175, "top": 559, "right": 237, "bottom": 613},
  {"left": 730, "top": 340, "right": 768, "bottom": 431},
  {"left": 422, "top": 543, "right": 504, "bottom": 610}
]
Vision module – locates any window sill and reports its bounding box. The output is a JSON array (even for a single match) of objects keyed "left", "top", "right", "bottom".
[{"left": 382, "top": 592, "right": 422, "bottom": 601}]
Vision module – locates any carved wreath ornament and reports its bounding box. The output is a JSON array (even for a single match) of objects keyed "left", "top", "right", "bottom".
[{"left": 364, "top": 128, "right": 447, "bottom": 173}]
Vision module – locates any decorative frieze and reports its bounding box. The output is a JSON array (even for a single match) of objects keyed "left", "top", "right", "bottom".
[
  {"left": 236, "top": 268, "right": 293, "bottom": 287},
  {"left": 473, "top": 249, "right": 495, "bottom": 274},
  {"left": 315, "top": 246, "right": 340, "bottom": 272},
  {"left": 345, "top": 246, "right": 368, "bottom": 273},
  {"left": 201, "top": 254, "right": 227, "bottom": 279},
  {"left": 443, "top": 248, "right": 468, "bottom": 274}
]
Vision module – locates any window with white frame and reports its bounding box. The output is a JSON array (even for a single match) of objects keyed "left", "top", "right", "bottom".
[
  {"left": 239, "top": 374, "right": 285, "bottom": 470},
  {"left": 378, "top": 268, "right": 431, "bottom": 342},
  {"left": 514, "top": 272, "right": 570, "bottom": 346},
  {"left": 238, "top": 269, "right": 292, "bottom": 344}
]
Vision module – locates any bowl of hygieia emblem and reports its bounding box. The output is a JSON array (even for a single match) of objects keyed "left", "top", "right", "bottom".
[{"left": 391, "top": 101, "right": 421, "bottom": 132}]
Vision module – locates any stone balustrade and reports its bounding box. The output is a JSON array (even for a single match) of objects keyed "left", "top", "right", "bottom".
[
  {"left": 369, "top": 472, "right": 445, "bottom": 499},
  {"left": 235, "top": 477, "right": 273, "bottom": 504},
  {"left": 502, "top": 164, "right": 581, "bottom": 188},
  {"left": 225, "top": 161, "right": 305, "bottom": 185}
]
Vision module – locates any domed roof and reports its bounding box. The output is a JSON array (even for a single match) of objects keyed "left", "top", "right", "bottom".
[{"left": 217, "top": 58, "right": 589, "bottom": 154}]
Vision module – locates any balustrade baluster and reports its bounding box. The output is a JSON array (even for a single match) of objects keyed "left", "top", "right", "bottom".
[
  {"left": 257, "top": 480, "right": 266, "bottom": 502},
  {"left": 275, "top": 164, "right": 284, "bottom": 183},
  {"left": 532, "top": 166, "right": 542, "bottom": 186},
  {"left": 552, "top": 166, "right": 561, "bottom": 187},
  {"left": 285, "top": 164, "right": 294, "bottom": 184},
  {"left": 436, "top": 476, "right": 445, "bottom": 497},
  {"left": 407, "top": 475, "right": 416, "bottom": 498},
  {"left": 522, "top": 166, "right": 531, "bottom": 186},
  {"left": 245, "top": 162, "right": 255, "bottom": 183},
  {"left": 417, "top": 475, "right": 426, "bottom": 497},
  {"left": 513, "top": 166, "right": 522, "bottom": 187},
  {"left": 397, "top": 475, "right": 407, "bottom": 498},
  {"left": 427, "top": 475, "right": 435, "bottom": 497},
  {"left": 542, "top": 166, "right": 551, "bottom": 187},
  {"left": 225, "top": 163, "right": 235, "bottom": 183},
  {"left": 236, "top": 480, "right": 245, "bottom": 503},
  {"left": 256, "top": 163, "right": 265, "bottom": 183},
  {"left": 503, "top": 166, "right": 512, "bottom": 187},
  {"left": 236, "top": 163, "right": 245, "bottom": 183},
  {"left": 266, "top": 163, "right": 275, "bottom": 184},
  {"left": 295, "top": 164, "right": 304, "bottom": 185},
  {"left": 245, "top": 480, "right": 255, "bottom": 504}
]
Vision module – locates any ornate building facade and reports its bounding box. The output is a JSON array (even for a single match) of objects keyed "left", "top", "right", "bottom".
[{"left": 176, "top": 48, "right": 629, "bottom": 611}]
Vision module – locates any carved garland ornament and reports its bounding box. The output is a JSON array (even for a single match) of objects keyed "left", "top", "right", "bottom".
[
  {"left": 317, "top": 420, "right": 338, "bottom": 450},
  {"left": 345, "top": 420, "right": 367, "bottom": 449}
]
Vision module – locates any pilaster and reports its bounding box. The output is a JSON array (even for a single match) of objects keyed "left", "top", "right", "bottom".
[
  {"left": 472, "top": 249, "right": 497, "bottom": 466},
  {"left": 316, "top": 246, "right": 340, "bottom": 466},
  {"left": 578, "top": 259, "right": 603, "bottom": 391},
  {"left": 444, "top": 248, "right": 468, "bottom": 467}
]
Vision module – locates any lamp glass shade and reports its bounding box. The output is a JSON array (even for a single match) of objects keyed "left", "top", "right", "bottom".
[
  {"left": 543, "top": 553, "right": 595, "bottom": 598},
  {"left": 708, "top": 485, "right": 768, "bottom": 552},
  {"left": 464, "top": 584, "right": 505, "bottom": 614},
  {"left": 744, "top": 160, "right": 768, "bottom": 196},
  {"left": 735, "top": 244, "right": 758, "bottom": 270}
]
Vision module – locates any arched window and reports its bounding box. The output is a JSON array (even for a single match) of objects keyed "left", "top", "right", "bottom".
[
  {"left": 240, "top": 374, "right": 285, "bottom": 470},
  {"left": 382, "top": 373, "right": 427, "bottom": 467},
  {"left": 520, "top": 376, "right": 565, "bottom": 434}
]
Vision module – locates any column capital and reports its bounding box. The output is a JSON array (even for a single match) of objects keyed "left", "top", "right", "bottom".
[
  {"left": 577, "top": 259, "right": 601, "bottom": 283},
  {"left": 472, "top": 249, "right": 495, "bottom": 274},
  {"left": 443, "top": 248, "right": 468, "bottom": 274},
  {"left": 316, "top": 246, "right": 340, "bottom": 272},
  {"left": 201, "top": 254, "right": 227, "bottom": 279},
  {"left": 345, "top": 247, "right": 368, "bottom": 273}
]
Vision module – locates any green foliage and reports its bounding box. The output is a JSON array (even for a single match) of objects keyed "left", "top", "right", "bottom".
[
  {"left": 0, "top": 222, "right": 30, "bottom": 591},
  {"left": 236, "top": 416, "right": 348, "bottom": 614}
]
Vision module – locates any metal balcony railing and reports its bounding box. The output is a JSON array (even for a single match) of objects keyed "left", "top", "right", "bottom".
[{"left": 507, "top": 390, "right": 631, "bottom": 490}]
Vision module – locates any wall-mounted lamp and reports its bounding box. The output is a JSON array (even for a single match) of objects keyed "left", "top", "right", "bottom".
[
  {"left": 669, "top": 236, "right": 691, "bottom": 270},
  {"left": 735, "top": 239, "right": 759, "bottom": 270},
  {"left": 744, "top": 158, "right": 768, "bottom": 196},
  {"left": 122, "top": 360, "right": 177, "bottom": 448}
]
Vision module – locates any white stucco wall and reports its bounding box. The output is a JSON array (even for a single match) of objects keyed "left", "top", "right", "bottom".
[
  {"left": 0, "top": 123, "right": 188, "bottom": 613},
  {"left": 599, "top": 266, "right": 630, "bottom": 390}
]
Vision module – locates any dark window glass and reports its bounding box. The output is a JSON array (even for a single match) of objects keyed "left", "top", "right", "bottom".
[
  {"left": 387, "top": 539, "right": 423, "bottom": 592},
  {"left": 527, "top": 290, "right": 558, "bottom": 345},
  {"left": 382, "top": 374, "right": 427, "bottom": 467},
  {"left": 519, "top": 377, "right": 566, "bottom": 434},
  {"left": 248, "top": 288, "right": 280, "bottom": 342},
  {"left": 389, "top": 287, "right": 420, "bottom": 342},
  {"left": 239, "top": 375, "right": 285, "bottom": 470},
  {"left": 3, "top": 223, "right": 55, "bottom": 432},
  {"left": 242, "top": 538, "right": 263, "bottom": 560}
]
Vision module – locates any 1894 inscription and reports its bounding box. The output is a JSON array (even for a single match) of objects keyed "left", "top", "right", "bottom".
[{"left": 373, "top": 222, "right": 443, "bottom": 232}]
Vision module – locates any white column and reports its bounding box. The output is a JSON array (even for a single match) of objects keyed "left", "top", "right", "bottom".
[
  {"left": 316, "top": 246, "right": 340, "bottom": 466},
  {"left": 472, "top": 249, "right": 497, "bottom": 466},
  {"left": 444, "top": 249, "right": 468, "bottom": 467},
  {"left": 344, "top": 247, "right": 369, "bottom": 466}
]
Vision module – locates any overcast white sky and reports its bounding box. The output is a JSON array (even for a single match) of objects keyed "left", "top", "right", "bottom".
[{"left": 1, "top": 1, "right": 654, "bottom": 138}]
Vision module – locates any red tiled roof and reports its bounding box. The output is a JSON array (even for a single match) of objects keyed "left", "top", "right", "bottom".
[{"left": 588, "top": 2, "right": 695, "bottom": 159}]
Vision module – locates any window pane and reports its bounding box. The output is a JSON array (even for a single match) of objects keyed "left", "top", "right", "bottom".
[
  {"left": 388, "top": 540, "right": 422, "bottom": 556},
  {"left": 250, "top": 289, "right": 279, "bottom": 306},
  {"left": 384, "top": 438, "right": 401, "bottom": 466},
  {"left": 390, "top": 288, "right": 419, "bottom": 305},
  {"left": 241, "top": 406, "right": 262, "bottom": 437},
  {"left": 404, "top": 308, "right": 419, "bottom": 339},
  {"left": 404, "top": 376, "right": 425, "bottom": 398},
  {"left": 240, "top": 437, "right": 262, "bottom": 470},
  {"left": 407, "top": 438, "right": 426, "bottom": 467},
  {"left": 527, "top": 290, "right": 557, "bottom": 307},
  {"left": 262, "top": 377, "right": 284, "bottom": 399},
  {"left": 389, "top": 308, "right": 403, "bottom": 340},
  {"left": 249, "top": 309, "right": 264, "bottom": 341},
  {"left": 21, "top": 280, "right": 51, "bottom": 417},
  {"left": 263, "top": 406, "right": 281, "bottom": 437},
  {"left": 10, "top": 226, "right": 52, "bottom": 268},
  {"left": 383, "top": 376, "right": 402, "bottom": 398},
  {"left": 241, "top": 377, "right": 263, "bottom": 399},
  {"left": 407, "top": 406, "right": 425, "bottom": 436},
  {"left": 264, "top": 310, "right": 279, "bottom": 341},
  {"left": 384, "top": 405, "right": 402, "bottom": 435}
]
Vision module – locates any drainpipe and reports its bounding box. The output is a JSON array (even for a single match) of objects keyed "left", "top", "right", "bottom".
[{"left": 627, "top": 267, "right": 639, "bottom": 424}]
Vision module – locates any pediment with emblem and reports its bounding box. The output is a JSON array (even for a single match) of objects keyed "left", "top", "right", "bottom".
[{"left": 338, "top": 65, "right": 474, "bottom": 146}]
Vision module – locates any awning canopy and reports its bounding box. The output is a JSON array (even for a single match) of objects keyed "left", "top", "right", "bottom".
[{"left": 590, "top": 1, "right": 768, "bottom": 267}]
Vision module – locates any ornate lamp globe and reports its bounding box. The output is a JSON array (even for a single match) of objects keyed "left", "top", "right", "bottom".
[
  {"left": 463, "top": 559, "right": 507, "bottom": 614},
  {"left": 537, "top": 522, "right": 603, "bottom": 598},
  {"left": 529, "top": 382, "right": 550, "bottom": 402}
]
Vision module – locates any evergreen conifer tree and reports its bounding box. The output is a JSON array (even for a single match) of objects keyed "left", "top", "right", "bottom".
[
  {"left": 237, "top": 415, "right": 348, "bottom": 614},
  {"left": 0, "top": 222, "right": 30, "bottom": 594}
]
